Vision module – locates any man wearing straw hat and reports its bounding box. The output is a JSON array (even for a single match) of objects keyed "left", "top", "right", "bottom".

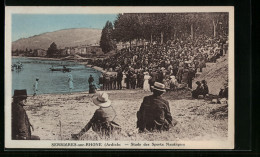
[
  {"left": 12, "top": 89, "right": 40, "bottom": 140},
  {"left": 137, "top": 82, "right": 176, "bottom": 132},
  {"left": 71, "top": 92, "right": 121, "bottom": 139}
]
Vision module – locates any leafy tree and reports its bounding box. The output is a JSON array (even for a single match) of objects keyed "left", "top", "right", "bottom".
[
  {"left": 100, "top": 21, "right": 116, "bottom": 53},
  {"left": 111, "top": 12, "right": 229, "bottom": 45},
  {"left": 209, "top": 13, "right": 229, "bottom": 37},
  {"left": 47, "top": 42, "right": 58, "bottom": 57}
]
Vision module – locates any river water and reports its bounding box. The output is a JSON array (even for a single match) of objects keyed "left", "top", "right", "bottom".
[{"left": 12, "top": 57, "right": 101, "bottom": 95}]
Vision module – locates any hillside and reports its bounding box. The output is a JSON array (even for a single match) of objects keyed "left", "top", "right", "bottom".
[
  {"left": 12, "top": 28, "right": 102, "bottom": 51},
  {"left": 192, "top": 55, "right": 229, "bottom": 95}
]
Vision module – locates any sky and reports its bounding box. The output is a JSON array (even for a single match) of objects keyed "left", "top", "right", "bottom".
[{"left": 12, "top": 14, "right": 118, "bottom": 41}]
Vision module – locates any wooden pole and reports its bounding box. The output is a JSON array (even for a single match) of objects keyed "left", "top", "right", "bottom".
[{"left": 59, "top": 120, "right": 62, "bottom": 140}]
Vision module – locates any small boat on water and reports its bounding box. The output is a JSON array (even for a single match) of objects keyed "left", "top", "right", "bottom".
[
  {"left": 49, "top": 66, "right": 71, "bottom": 72},
  {"left": 12, "top": 62, "right": 23, "bottom": 70}
]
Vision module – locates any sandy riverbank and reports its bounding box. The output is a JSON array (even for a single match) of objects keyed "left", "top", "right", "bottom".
[
  {"left": 13, "top": 56, "right": 63, "bottom": 61},
  {"left": 24, "top": 89, "right": 228, "bottom": 141}
]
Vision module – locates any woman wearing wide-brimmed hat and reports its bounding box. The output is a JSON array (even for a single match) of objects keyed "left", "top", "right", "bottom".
[{"left": 71, "top": 92, "right": 121, "bottom": 139}]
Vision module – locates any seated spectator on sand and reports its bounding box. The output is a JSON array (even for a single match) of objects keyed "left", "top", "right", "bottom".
[
  {"left": 219, "top": 82, "right": 228, "bottom": 99},
  {"left": 192, "top": 81, "right": 204, "bottom": 99},
  {"left": 201, "top": 80, "right": 209, "bottom": 96},
  {"left": 71, "top": 92, "right": 121, "bottom": 139},
  {"left": 12, "top": 89, "right": 40, "bottom": 140},
  {"left": 137, "top": 82, "right": 177, "bottom": 132}
]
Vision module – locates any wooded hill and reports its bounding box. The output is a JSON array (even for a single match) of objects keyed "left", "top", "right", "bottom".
[{"left": 12, "top": 28, "right": 102, "bottom": 51}]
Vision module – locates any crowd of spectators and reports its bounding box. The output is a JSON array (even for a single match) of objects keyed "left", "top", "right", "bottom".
[{"left": 91, "top": 35, "right": 228, "bottom": 93}]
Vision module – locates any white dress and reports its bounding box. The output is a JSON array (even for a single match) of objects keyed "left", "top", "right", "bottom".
[
  {"left": 122, "top": 74, "right": 127, "bottom": 88},
  {"left": 68, "top": 75, "right": 74, "bottom": 89},
  {"left": 33, "top": 81, "right": 38, "bottom": 94},
  {"left": 143, "top": 75, "right": 151, "bottom": 91}
]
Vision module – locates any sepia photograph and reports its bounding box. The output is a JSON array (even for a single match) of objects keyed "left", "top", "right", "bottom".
[{"left": 5, "top": 6, "right": 234, "bottom": 149}]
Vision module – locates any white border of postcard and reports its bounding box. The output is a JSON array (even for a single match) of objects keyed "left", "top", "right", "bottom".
[{"left": 5, "top": 6, "right": 234, "bottom": 149}]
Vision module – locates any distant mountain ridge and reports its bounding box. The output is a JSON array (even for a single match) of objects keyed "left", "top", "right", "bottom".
[{"left": 12, "top": 28, "right": 102, "bottom": 51}]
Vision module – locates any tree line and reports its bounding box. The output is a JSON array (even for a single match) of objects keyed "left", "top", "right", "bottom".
[{"left": 100, "top": 13, "right": 229, "bottom": 53}]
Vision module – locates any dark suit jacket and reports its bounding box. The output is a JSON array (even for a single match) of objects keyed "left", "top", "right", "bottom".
[
  {"left": 137, "top": 95, "right": 173, "bottom": 131},
  {"left": 12, "top": 102, "right": 31, "bottom": 140}
]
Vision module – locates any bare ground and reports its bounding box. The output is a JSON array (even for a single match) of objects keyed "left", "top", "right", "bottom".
[{"left": 24, "top": 89, "right": 228, "bottom": 141}]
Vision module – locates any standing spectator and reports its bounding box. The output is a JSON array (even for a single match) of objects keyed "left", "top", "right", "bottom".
[
  {"left": 88, "top": 75, "right": 94, "bottom": 84},
  {"left": 117, "top": 71, "right": 123, "bottom": 90},
  {"left": 121, "top": 72, "right": 127, "bottom": 89},
  {"left": 176, "top": 65, "right": 184, "bottom": 83},
  {"left": 113, "top": 74, "right": 117, "bottom": 90},
  {"left": 143, "top": 72, "right": 151, "bottom": 92},
  {"left": 182, "top": 68, "right": 189, "bottom": 85},
  {"left": 68, "top": 73, "right": 74, "bottom": 94},
  {"left": 89, "top": 82, "right": 97, "bottom": 94},
  {"left": 104, "top": 74, "right": 110, "bottom": 90},
  {"left": 12, "top": 89, "right": 40, "bottom": 140},
  {"left": 99, "top": 74, "right": 104, "bottom": 90},
  {"left": 131, "top": 73, "right": 137, "bottom": 89},
  {"left": 33, "top": 77, "right": 39, "bottom": 96},
  {"left": 187, "top": 67, "right": 195, "bottom": 89},
  {"left": 137, "top": 72, "right": 144, "bottom": 88},
  {"left": 223, "top": 42, "right": 228, "bottom": 55},
  {"left": 126, "top": 71, "right": 130, "bottom": 89},
  {"left": 149, "top": 70, "right": 157, "bottom": 90},
  {"left": 157, "top": 70, "right": 164, "bottom": 83},
  {"left": 172, "top": 65, "right": 178, "bottom": 77},
  {"left": 109, "top": 74, "right": 114, "bottom": 90}
]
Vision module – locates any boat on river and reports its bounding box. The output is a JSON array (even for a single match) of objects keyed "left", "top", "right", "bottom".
[{"left": 49, "top": 66, "right": 71, "bottom": 72}]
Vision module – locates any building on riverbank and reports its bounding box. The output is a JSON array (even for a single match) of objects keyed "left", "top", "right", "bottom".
[
  {"left": 33, "top": 49, "right": 47, "bottom": 57},
  {"left": 63, "top": 45, "right": 103, "bottom": 56}
]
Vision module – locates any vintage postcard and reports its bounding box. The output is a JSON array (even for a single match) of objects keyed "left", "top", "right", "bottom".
[{"left": 5, "top": 6, "right": 234, "bottom": 149}]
